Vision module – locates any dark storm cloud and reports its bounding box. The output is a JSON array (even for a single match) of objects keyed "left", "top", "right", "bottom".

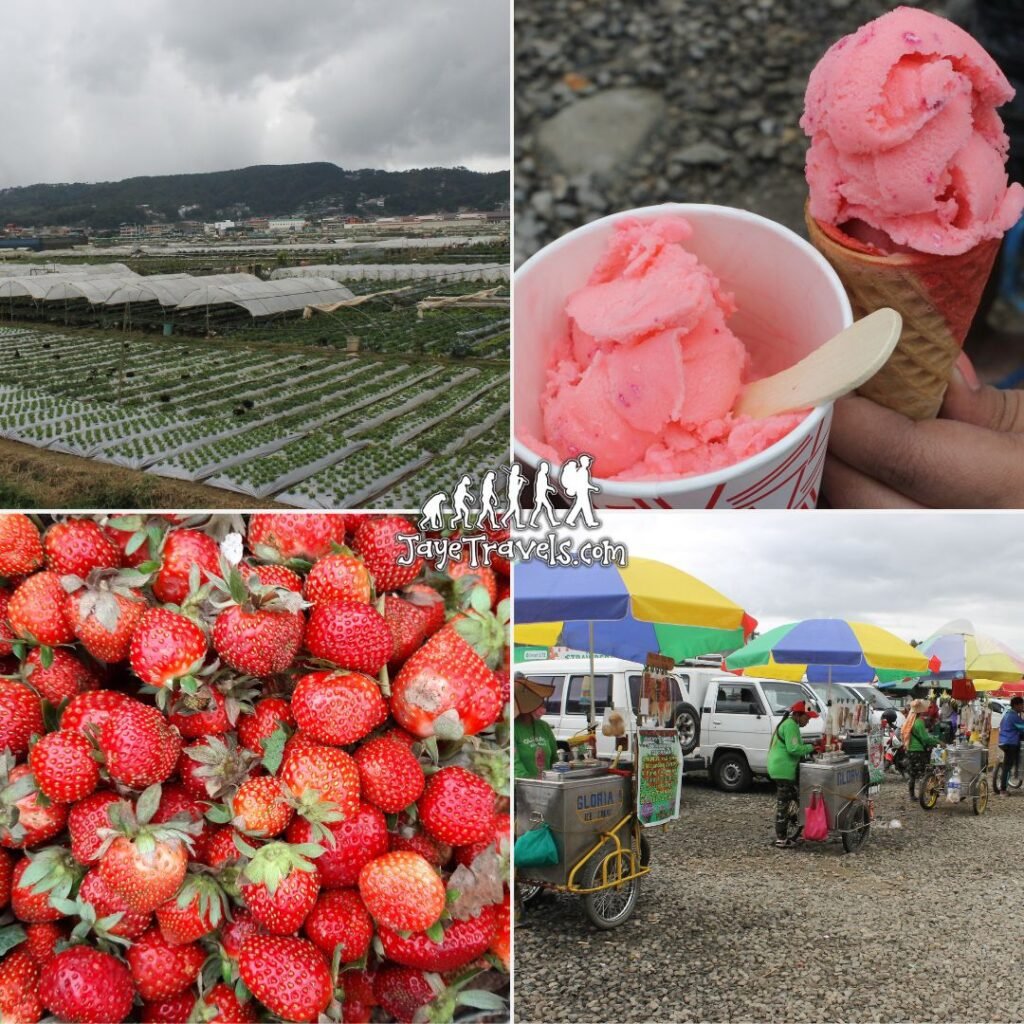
[
  {"left": 585, "top": 513, "right": 1024, "bottom": 652},
  {"left": 0, "top": 0, "right": 509, "bottom": 187}
]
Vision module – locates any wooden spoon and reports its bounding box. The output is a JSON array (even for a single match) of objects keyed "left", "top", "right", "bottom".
[{"left": 734, "top": 307, "right": 902, "bottom": 419}]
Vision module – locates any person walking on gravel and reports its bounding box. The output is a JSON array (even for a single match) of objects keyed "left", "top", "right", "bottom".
[
  {"left": 995, "top": 696, "right": 1024, "bottom": 795},
  {"left": 902, "top": 698, "right": 940, "bottom": 799},
  {"left": 767, "top": 700, "right": 818, "bottom": 848}
]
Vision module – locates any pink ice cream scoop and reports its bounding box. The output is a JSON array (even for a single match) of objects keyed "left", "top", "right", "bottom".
[
  {"left": 802, "top": 6, "right": 1024, "bottom": 256},
  {"left": 537, "top": 217, "right": 805, "bottom": 481}
]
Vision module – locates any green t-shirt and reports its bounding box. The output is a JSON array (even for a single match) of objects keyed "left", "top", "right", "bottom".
[
  {"left": 766, "top": 716, "right": 814, "bottom": 781},
  {"left": 514, "top": 717, "right": 558, "bottom": 779},
  {"left": 907, "top": 717, "right": 939, "bottom": 752}
]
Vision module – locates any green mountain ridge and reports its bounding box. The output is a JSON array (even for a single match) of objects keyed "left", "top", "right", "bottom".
[{"left": 0, "top": 162, "right": 510, "bottom": 232}]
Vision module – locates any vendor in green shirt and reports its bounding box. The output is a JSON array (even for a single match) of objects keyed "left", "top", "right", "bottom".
[
  {"left": 514, "top": 674, "right": 559, "bottom": 779},
  {"left": 767, "top": 700, "right": 820, "bottom": 848},
  {"left": 902, "top": 698, "right": 940, "bottom": 799}
]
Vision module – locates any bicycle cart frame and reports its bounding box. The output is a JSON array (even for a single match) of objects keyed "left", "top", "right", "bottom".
[{"left": 919, "top": 746, "right": 989, "bottom": 814}]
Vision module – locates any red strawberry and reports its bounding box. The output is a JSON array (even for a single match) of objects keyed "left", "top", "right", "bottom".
[
  {"left": 126, "top": 926, "right": 206, "bottom": 1000},
  {"left": 389, "top": 830, "right": 452, "bottom": 868},
  {"left": 353, "top": 516, "right": 422, "bottom": 592},
  {"left": 43, "top": 519, "right": 120, "bottom": 578},
  {"left": 151, "top": 783, "right": 208, "bottom": 827},
  {"left": 390, "top": 628, "right": 503, "bottom": 740},
  {"left": 100, "top": 700, "right": 181, "bottom": 788},
  {"left": 358, "top": 851, "right": 445, "bottom": 933},
  {"left": 7, "top": 572, "right": 74, "bottom": 646},
  {"left": 237, "top": 697, "right": 294, "bottom": 757},
  {"left": 0, "top": 680, "right": 43, "bottom": 758},
  {"left": 22, "top": 920, "right": 69, "bottom": 966},
  {"left": 491, "top": 890, "right": 510, "bottom": 969},
  {"left": 353, "top": 736, "right": 424, "bottom": 813},
  {"left": 66, "top": 575, "right": 147, "bottom": 663},
  {"left": 129, "top": 608, "right": 208, "bottom": 689},
  {"left": 155, "top": 872, "right": 228, "bottom": 945},
  {"left": 141, "top": 990, "right": 197, "bottom": 1024},
  {"left": 0, "top": 947, "right": 44, "bottom": 1024},
  {"left": 383, "top": 594, "right": 429, "bottom": 666},
  {"left": 78, "top": 869, "right": 152, "bottom": 939},
  {"left": 29, "top": 729, "right": 99, "bottom": 803},
  {"left": 152, "top": 529, "right": 220, "bottom": 605},
  {"left": 401, "top": 582, "right": 446, "bottom": 636},
  {"left": 454, "top": 812, "right": 511, "bottom": 867},
  {"left": 0, "top": 591, "right": 13, "bottom": 657},
  {"left": 280, "top": 741, "right": 360, "bottom": 819},
  {"left": 193, "top": 825, "right": 244, "bottom": 869},
  {"left": 219, "top": 907, "right": 266, "bottom": 960},
  {"left": 290, "top": 670, "right": 387, "bottom": 746},
  {"left": 448, "top": 557, "right": 498, "bottom": 609},
  {"left": 39, "top": 945, "right": 135, "bottom": 1024},
  {"left": 212, "top": 603, "right": 304, "bottom": 677},
  {"left": 239, "top": 842, "right": 321, "bottom": 935},
  {"left": 379, "top": 902, "right": 500, "bottom": 971},
  {"left": 303, "top": 888, "right": 373, "bottom": 962},
  {"left": 0, "top": 514, "right": 44, "bottom": 577},
  {"left": 248, "top": 514, "right": 346, "bottom": 564},
  {"left": 1, "top": 763, "right": 68, "bottom": 850},
  {"left": 68, "top": 791, "right": 120, "bottom": 864},
  {"left": 373, "top": 967, "right": 434, "bottom": 1024},
  {"left": 304, "top": 552, "right": 371, "bottom": 604},
  {"left": 167, "top": 689, "right": 230, "bottom": 739},
  {"left": 197, "top": 983, "right": 258, "bottom": 1023},
  {"left": 96, "top": 788, "right": 199, "bottom": 913},
  {"left": 238, "top": 935, "right": 332, "bottom": 1022},
  {"left": 304, "top": 599, "right": 391, "bottom": 673},
  {"left": 23, "top": 648, "right": 99, "bottom": 704},
  {"left": 102, "top": 515, "right": 162, "bottom": 569},
  {"left": 11, "top": 852, "right": 75, "bottom": 923},
  {"left": 61, "top": 689, "right": 129, "bottom": 739},
  {"left": 231, "top": 775, "right": 293, "bottom": 837},
  {"left": 418, "top": 766, "right": 497, "bottom": 846},
  {"left": 250, "top": 563, "right": 303, "bottom": 593},
  {"left": 0, "top": 846, "right": 10, "bottom": 907},
  {"left": 286, "top": 802, "right": 387, "bottom": 889},
  {"left": 481, "top": 524, "right": 511, "bottom": 576}
]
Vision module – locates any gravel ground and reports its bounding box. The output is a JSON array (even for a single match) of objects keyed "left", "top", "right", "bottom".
[
  {"left": 515, "top": 771, "right": 1024, "bottom": 1023},
  {"left": 514, "top": 0, "right": 951, "bottom": 266}
]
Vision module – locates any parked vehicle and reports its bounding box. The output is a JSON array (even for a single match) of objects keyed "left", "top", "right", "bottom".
[{"left": 520, "top": 658, "right": 823, "bottom": 793}]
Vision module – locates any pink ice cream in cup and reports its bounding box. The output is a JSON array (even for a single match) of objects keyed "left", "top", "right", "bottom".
[{"left": 514, "top": 204, "right": 853, "bottom": 509}]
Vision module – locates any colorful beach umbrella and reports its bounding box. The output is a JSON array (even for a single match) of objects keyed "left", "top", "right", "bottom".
[
  {"left": 917, "top": 621, "right": 1024, "bottom": 682},
  {"left": 514, "top": 559, "right": 756, "bottom": 632},
  {"left": 513, "top": 612, "right": 748, "bottom": 666},
  {"left": 725, "top": 619, "right": 934, "bottom": 677}
]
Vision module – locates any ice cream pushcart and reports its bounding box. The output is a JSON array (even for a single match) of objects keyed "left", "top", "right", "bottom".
[
  {"left": 778, "top": 754, "right": 875, "bottom": 853},
  {"left": 918, "top": 745, "right": 989, "bottom": 815},
  {"left": 514, "top": 763, "right": 650, "bottom": 929}
]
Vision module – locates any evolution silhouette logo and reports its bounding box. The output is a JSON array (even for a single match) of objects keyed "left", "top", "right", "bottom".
[{"left": 396, "top": 459, "right": 627, "bottom": 570}]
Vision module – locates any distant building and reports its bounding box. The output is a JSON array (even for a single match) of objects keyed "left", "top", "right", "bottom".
[
  {"left": 119, "top": 224, "right": 144, "bottom": 239},
  {"left": 268, "top": 218, "right": 307, "bottom": 232}
]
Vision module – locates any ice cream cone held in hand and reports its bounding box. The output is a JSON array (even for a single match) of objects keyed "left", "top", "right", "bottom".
[{"left": 801, "top": 6, "right": 1024, "bottom": 420}]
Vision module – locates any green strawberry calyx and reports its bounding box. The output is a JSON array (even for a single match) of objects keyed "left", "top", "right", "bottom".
[
  {"left": 239, "top": 841, "right": 323, "bottom": 895},
  {"left": 95, "top": 784, "right": 202, "bottom": 859}
]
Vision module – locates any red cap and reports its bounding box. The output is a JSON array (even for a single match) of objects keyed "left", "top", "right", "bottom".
[{"left": 790, "top": 700, "right": 819, "bottom": 719}]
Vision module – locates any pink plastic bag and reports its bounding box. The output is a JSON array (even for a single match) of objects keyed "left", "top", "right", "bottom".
[{"left": 804, "top": 791, "right": 829, "bottom": 842}]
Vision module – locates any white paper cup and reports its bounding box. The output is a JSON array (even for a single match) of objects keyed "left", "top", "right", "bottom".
[{"left": 514, "top": 203, "right": 853, "bottom": 509}]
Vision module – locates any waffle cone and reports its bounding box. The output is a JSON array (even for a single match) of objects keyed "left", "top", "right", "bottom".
[{"left": 804, "top": 204, "right": 999, "bottom": 420}]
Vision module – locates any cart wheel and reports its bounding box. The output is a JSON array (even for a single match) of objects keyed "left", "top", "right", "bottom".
[
  {"left": 973, "top": 776, "right": 989, "bottom": 815},
  {"left": 919, "top": 772, "right": 940, "bottom": 810},
  {"left": 841, "top": 804, "right": 870, "bottom": 853},
  {"left": 580, "top": 842, "right": 640, "bottom": 930},
  {"left": 517, "top": 882, "right": 542, "bottom": 904}
]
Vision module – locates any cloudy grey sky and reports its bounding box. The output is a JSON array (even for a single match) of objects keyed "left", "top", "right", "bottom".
[
  {"left": 0, "top": 0, "right": 509, "bottom": 187},
  {"left": 538, "top": 512, "right": 1024, "bottom": 653}
]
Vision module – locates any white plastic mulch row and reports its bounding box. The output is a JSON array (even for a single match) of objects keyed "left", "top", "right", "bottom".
[
  {"left": 385, "top": 376, "right": 496, "bottom": 448},
  {"left": 349, "top": 369, "right": 479, "bottom": 438},
  {"left": 270, "top": 264, "right": 509, "bottom": 284}
]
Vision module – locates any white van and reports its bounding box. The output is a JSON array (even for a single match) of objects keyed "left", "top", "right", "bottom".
[{"left": 519, "top": 657, "right": 823, "bottom": 791}]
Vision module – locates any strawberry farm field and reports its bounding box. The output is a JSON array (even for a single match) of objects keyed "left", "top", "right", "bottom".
[{"left": 0, "top": 325, "right": 509, "bottom": 508}]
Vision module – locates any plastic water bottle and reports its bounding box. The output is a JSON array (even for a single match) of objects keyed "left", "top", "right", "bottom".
[{"left": 947, "top": 770, "right": 961, "bottom": 803}]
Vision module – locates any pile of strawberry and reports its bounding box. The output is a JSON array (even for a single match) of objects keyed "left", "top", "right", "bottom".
[{"left": 0, "top": 512, "right": 510, "bottom": 1024}]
